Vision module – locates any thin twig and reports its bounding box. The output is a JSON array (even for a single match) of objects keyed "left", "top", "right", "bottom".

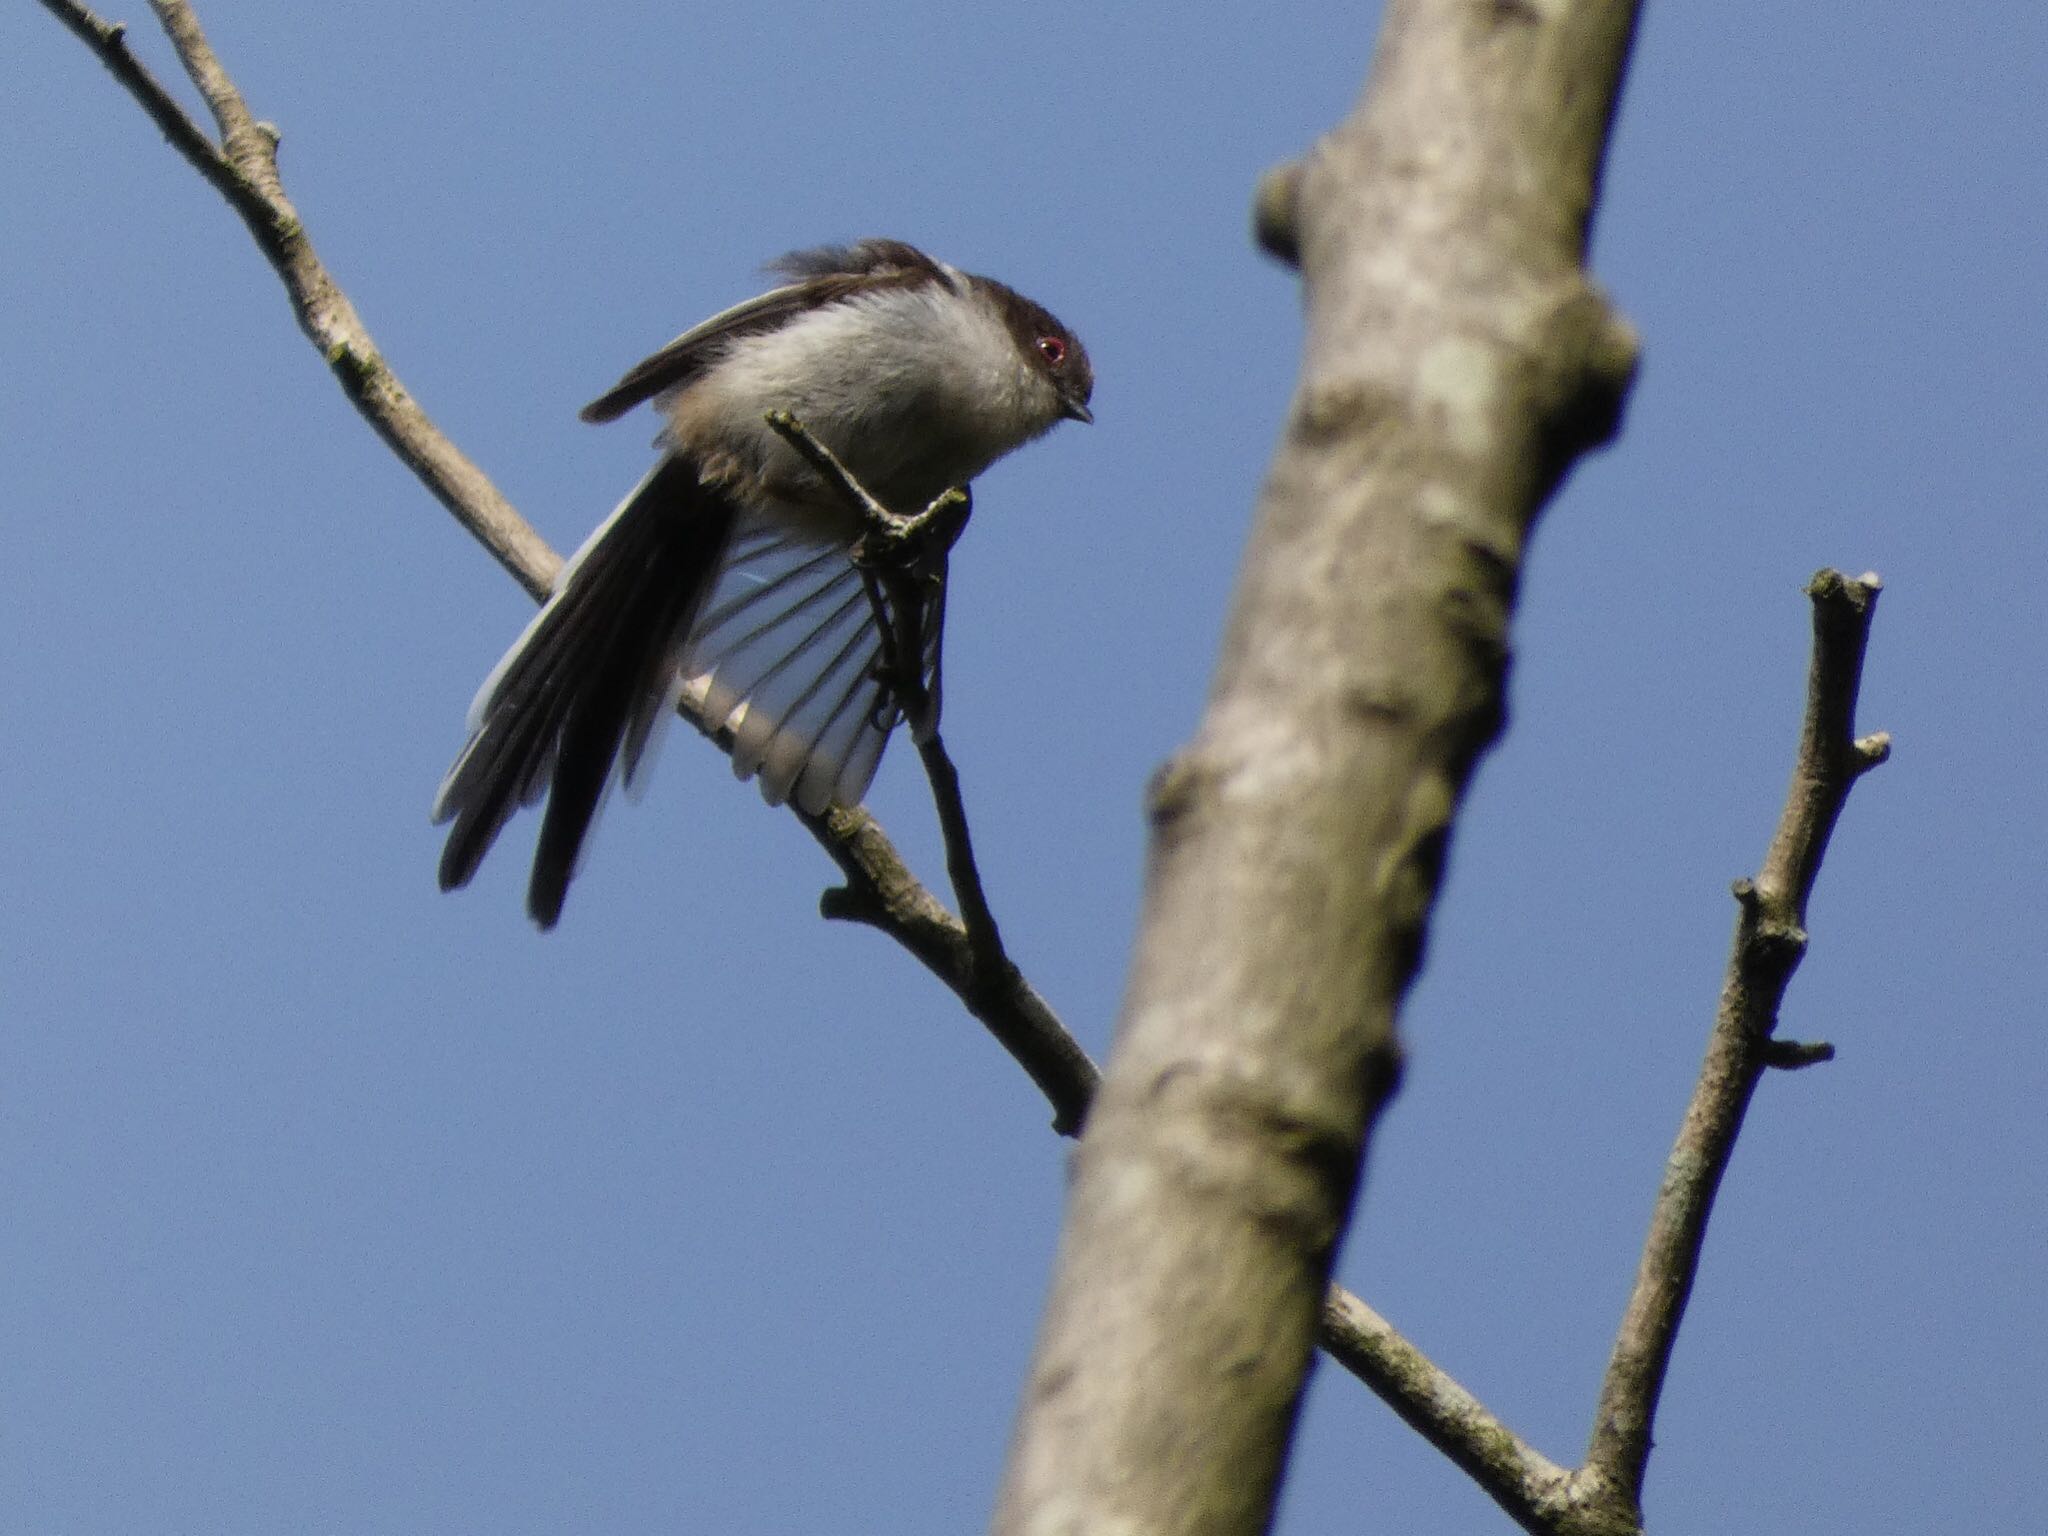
[
  {"left": 1583, "top": 570, "right": 1888, "bottom": 1514},
  {"left": 762, "top": 408, "right": 969, "bottom": 733},
  {"left": 911, "top": 736, "right": 1009, "bottom": 977},
  {"left": 762, "top": 411, "right": 1013, "bottom": 982},
  {"left": 763, "top": 409, "right": 898, "bottom": 525},
  {"left": 42, "top": 0, "right": 559, "bottom": 596}
]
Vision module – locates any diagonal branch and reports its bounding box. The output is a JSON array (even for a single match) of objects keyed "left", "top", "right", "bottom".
[
  {"left": 41, "top": 0, "right": 557, "bottom": 597},
  {"left": 1321, "top": 1287, "right": 1577, "bottom": 1531},
  {"left": 809, "top": 804, "right": 1098, "bottom": 1134},
  {"left": 38, "top": 0, "right": 1090, "bottom": 1131},
  {"left": 1582, "top": 570, "right": 1888, "bottom": 1517}
]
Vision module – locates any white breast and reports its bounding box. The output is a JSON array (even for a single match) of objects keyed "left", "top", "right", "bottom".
[{"left": 665, "top": 273, "right": 1058, "bottom": 525}]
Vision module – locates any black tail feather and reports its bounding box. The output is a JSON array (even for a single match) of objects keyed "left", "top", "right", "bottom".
[
  {"left": 524, "top": 544, "right": 698, "bottom": 927},
  {"left": 433, "top": 456, "right": 735, "bottom": 927}
]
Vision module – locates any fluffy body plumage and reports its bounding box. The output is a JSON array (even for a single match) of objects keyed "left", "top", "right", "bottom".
[{"left": 433, "top": 240, "right": 1093, "bottom": 927}]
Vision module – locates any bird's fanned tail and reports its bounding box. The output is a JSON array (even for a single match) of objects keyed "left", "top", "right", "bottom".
[{"left": 432, "top": 463, "right": 943, "bottom": 927}]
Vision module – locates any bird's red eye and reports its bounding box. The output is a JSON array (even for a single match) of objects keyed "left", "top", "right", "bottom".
[{"left": 1037, "top": 334, "right": 1067, "bottom": 366}]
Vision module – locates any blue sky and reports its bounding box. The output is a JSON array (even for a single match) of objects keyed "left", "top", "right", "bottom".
[{"left": 3, "top": 3, "right": 2041, "bottom": 1532}]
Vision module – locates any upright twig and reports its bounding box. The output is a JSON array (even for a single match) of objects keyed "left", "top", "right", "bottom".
[{"left": 1582, "top": 570, "right": 1888, "bottom": 1522}]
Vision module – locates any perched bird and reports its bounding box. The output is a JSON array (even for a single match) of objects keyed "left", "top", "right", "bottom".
[{"left": 432, "top": 239, "right": 1094, "bottom": 928}]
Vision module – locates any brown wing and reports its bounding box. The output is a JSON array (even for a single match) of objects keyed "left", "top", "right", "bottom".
[{"left": 578, "top": 240, "right": 949, "bottom": 424}]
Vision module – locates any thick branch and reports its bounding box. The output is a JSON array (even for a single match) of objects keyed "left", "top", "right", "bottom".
[
  {"left": 1584, "top": 571, "right": 1887, "bottom": 1512},
  {"left": 991, "top": 4, "right": 1645, "bottom": 1535}
]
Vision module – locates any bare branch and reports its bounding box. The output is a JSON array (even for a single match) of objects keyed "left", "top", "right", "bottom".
[
  {"left": 146, "top": 0, "right": 261, "bottom": 149},
  {"left": 1584, "top": 570, "right": 1887, "bottom": 1512},
  {"left": 1321, "top": 1289, "right": 1584, "bottom": 1534},
  {"left": 39, "top": 2, "right": 230, "bottom": 203},
  {"left": 42, "top": 0, "right": 557, "bottom": 594},
  {"left": 810, "top": 804, "right": 1099, "bottom": 1135}
]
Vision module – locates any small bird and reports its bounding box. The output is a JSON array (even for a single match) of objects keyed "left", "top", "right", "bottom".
[{"left": 433, "top": 239, "right": 1094, "bottom": 928}]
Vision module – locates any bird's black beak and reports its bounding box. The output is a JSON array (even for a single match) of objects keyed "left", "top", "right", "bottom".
[{"left": 1061, "top": 395, "right": 1094, "bottom": 425}]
